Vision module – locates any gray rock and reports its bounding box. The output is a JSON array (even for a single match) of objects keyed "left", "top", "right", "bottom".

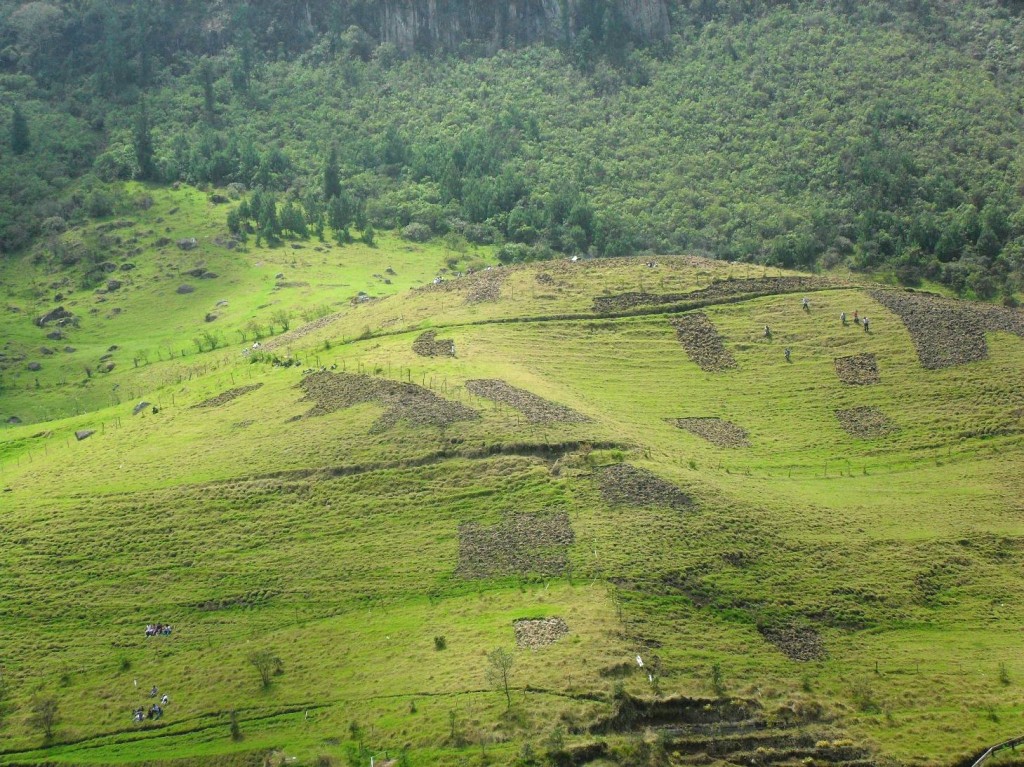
[
  {"left": 75, "top": 430, "right": 95, "bottom": 441},
  {"left": 63, "top": 346, "right": 76, "bottom": 353},
  {"left": 120, "top": 262, "right": 136, "bottom": 271},
  {"left": 199, "top": 272, "right": 218, "bottom": 279},
  {"left": 40, "top": 347, "right": 54, "bottom": 356},
  {"left": 6, "top": 416, "right": 21, "bottom": 425},
  {"left": 177, "top": 238, "right": 198, "bottom": 250},
  {"left": 36, "top": 306, "right": 73, "bottom": 327},
  {"left": 107, "top": 279, "right": 122, "bottom": 291},
  {"left": 99, "top": 362, "right": 115, "bottom": 373},
  {"left": 46, "top": 331, "right": 64, "bottom": 341},
  {"left": 205, "top": 313, "right": 218, "bottom": 323},
  {"left": 176, "top": 285, "right": 195, "bottom": 295},
  {"left": 186, "top": 268, "right": 207, "bottom": 277},
  {"left": 132, "top": 401, "right": 151, "bottom": 416},
  {"left": 26, "top": 361, "right": 41, "bottom": 371}
]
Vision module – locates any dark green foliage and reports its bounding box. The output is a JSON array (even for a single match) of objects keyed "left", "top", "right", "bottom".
[
  {"left": 0, "top": 1, "right": 1022, "bottom": 299},
  {"left": 10, "top": 105, "right": 29, "bottom": 155}
]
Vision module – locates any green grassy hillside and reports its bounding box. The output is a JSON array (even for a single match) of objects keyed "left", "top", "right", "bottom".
[{"left": 1, "top": 186, "right": 1023, "bottom": 766}]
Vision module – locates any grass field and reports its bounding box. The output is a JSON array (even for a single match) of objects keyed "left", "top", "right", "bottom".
[{"left": 1, "top": 185, "right": 1024, "bottom": 767}]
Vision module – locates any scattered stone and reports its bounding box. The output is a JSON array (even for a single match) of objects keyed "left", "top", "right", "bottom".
[
  {"left": 186, "top": 268, "right": 207, "bottom": 278},
  {"left": 216, "top": 300, "right": 229, "bottom": 307},
  {"left": 176, "top": 285, "right": 196, "bottom": 295},
  {"left": 870, "top": 289, "right": 1024, "bottom": 369},
  {"left": 177, "top": 238, "right": 198, "bottom": 250},
  {"left": 834, "top": 353, "right": 880, "bottom": 385},
  {"left": 209, "top": 193, "right": 230, "bottom": 204},
  {"left": 36, "top": 306, "right": 74, "bottom": 327},
  {"left": 26, "top": 361, "right": 41, "bottom": 371},
  {"left": 514, "top": 618, "right": 570, "bottom": 649},
  {"left": 75, "top": 430, "right": 95, "bottom": 441},
  {"left": 99, "top": 362, "right": 115, "bottom": 373},
  {"left": 671, "top": 313, "right": 737, "bottom": 372},
  {"left": 536, "top": 272, "right": 555, "bottom": 285},
  {"left": 456, "top": 512, "right": 575, "bottom": 579},
  {"left": 132, "top": 401, "right": 151, "bottom": 415},
  {"left": 759, "top": 624, "right": 826, "bottom": 661},
  {"left": 6, "top": 416, "right": 21, "bottom": 425},
  {"left": 672, "top": 417, "right": 750, "bottom": 447},
  {"left": 100, "top": 261, "right": 118, "bottom": 273},
  {"left": 106, "top": 279, "right": 122, "bottom": 292},
  {"left": 412, "top": 330, "right": 456, "bottom": 357},
  {"left": 46, "top": 330, "right": 64, "bottom": 341},
  {"left": 108, "top": 345, "right": 119, "bottom": 352},
  {"left": 200, "top": 271, "right": 219, "bottom": 279},
  {"left": 466, "top": 379, "right": 589, "bottom": 424},
  {"left": 415, "top": 267, "right": 507, "bottom": 304},
  {"left": 598, "top": 463, "right": 691, "bottom": 510},
  {"left": 192, "top": 383, "right": 263, "bottom": 409},
  {"left": 154, "top": 237, "right": 172, "bottom": 248},
  {"left": 205, "top": 313, "right": 218, "bottom": 323},
  {"left": 39, "top": 347, "right": 54, "bottom": 356},
  {"left": 120, "top": 262, "right": 136, "bottom": 271},
  {"left": 298, "top": 371, "right": 478, "bottom": 433},
  {"left": 63, "top": 346, "right": 76, "bottom": 353},
  {"left": 835, "top": 407, "right": 897, "bottom": 439}
]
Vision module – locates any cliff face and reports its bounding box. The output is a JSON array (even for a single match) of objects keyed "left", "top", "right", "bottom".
[{"left": 376, "top": 0, "right": 671, "bottom": 52}]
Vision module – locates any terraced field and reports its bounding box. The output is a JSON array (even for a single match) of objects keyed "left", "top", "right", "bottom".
[{"left": 1, "top": 186, "right": 1023, "bottom": 766}]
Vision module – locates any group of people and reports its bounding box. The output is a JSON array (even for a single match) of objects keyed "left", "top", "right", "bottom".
[
  {"left": 767, "top": 297, "right": 875, "bottom": 363},
  {"left": 840, "top": 309, "right": 870, "bottom": 332},
  {"left": 132, "top": 688, "right": 170, "bottom": 722},
  {"left": 145, "top": 623, "right": 172, "bottom": 637}
]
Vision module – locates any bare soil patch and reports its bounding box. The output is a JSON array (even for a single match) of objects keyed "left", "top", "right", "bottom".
[
  {"left": 192, "top": 383, "right": 263, "bottom": 409},
  {"left": 835, "top": 407, "right": 897, "bottom": 439},
  {"left": 672, "top": 417, "right": 750, "bottom": 447},
  {"left": 871, "top": 289, "right": 1024, "bottom": 369},
  {"left": 594, "top": 276, "right": 837, "bottom": 313},
  {"left": 599, "top": 463, "right": 691, "bottom": 509},
  {"left": 456, "top": 512, "right": 575, "bottom": 579},
  {"left": 514, "top": 617, "right": 569, "bottom": 649},
  {"left": 412, "top": 330, "right": 455, "bottom": 357},
  {"left": 759, "top": 625, "right": 826, "bottom": 662},
  {"left": 298, "top": 371, "right": 478, "bottom": 433},
  {"left": 833, "top": 353, "right": 880, "bottom": 385},
  {"left": 671, "top": 313, "right": 737, "bottom": 372},
  {"left": 466, "top": 379, "right": 589, "bottom": 424}
]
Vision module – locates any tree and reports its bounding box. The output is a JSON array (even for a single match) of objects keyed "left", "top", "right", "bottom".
[
  {"left": 247, "top": 649, "right": 282, "bottom": 689},
  {"left": 10, "top": 105, "right": 29, "bottom": 155},
  {"left": 198, "top": 59, "right": 216, "bottom": 120},
  {"left": 485, "top": 648, "right": 514, "bottom": 710},
  {"left": 271, "top": 309, "right": 291, "bottom": 332},
  {"left": 27, "top": 696, "right": 59, "bottom": 740},
  {"left": 323, "top": 147, "right": 341, "bottom": 200},
  {"left": 361, "top": 222, "right": 375, "bottom": 247},
  {"left": 133, "top": 101, "right": 156, "bottom": 181}
]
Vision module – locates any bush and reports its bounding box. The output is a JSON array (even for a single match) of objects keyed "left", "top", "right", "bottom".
[
  {"left": 434, "top": 635, "right": 446, "bottom": 650},
  {"left": 401, "top": 222, "right": 433, "bottom": 242}
]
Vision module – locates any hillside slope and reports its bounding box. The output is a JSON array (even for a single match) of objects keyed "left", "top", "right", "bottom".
[{"left": 1, "top": 198, "right": 1024, "bottom": 765}]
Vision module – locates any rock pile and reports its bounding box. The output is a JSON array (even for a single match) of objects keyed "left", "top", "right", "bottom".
[
  {"left": 192, "top": 383, "right": 263, "bottom": 409},
  {"left": 298, "top": 371, "right": 478, "bottom": 433},
  {"left": 671, "top": 313, "right": 737, "bottom": 372},
  {"left": 514, "top": 617, "right": 569, "bottom": 649},
  {"left": 833, "top": 353, "right": 880, "bottom": 385},
  {"left": 593, "top": 276, "right": 837, "bottom": 313},
  {"left": 466, "top": 379, "right": 589, "bottom": 424},
  {"left": 599, "top": 463, "right": 691, "bottom": 510},
  {"left": 835, "top": 407, "right": 897, "bottom": 439},
  {"left": 672, "top": 417, "right": 750, "bottom": 447},
  {"left": 870, "top": 289, "right": 1024, "bottom": 369},
  {"left": 758, "top": 624, "right": 826, "bottom": 661},
  {"left": 456, "top": 512, "right": 575, "bottom": 579},
  {"left": 412, "top": 330, "right": 456, "bottom": 357}
]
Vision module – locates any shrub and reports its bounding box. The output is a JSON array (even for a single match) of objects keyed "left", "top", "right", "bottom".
[
  {"left": 401, "top": 222, "right": 433, "bottom": 242},
  {"left": 434, "top": 635, "right": 446, "bottom": 650}
]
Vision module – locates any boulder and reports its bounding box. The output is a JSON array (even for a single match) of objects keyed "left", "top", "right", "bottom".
[
  {"left": 63, "top": 346, "right": 76, "bottom": 353},
  {"left": 205, "top": 313, "right": 218, "bottom": 323},
  {"left": 177, "top": 238, "right": 198, "bottom": 251},
  {"left": 6, "top": 416, "right": 21, "bottom": 425},
  {"left": 186, "top": 268, "right": 207, "bottom": 277},
  {"left": 46, "top": 330, "right": 64, "bottom": 341},
  {"left": 107, "top": 345, "right": 119, "bottom": 352},
  {"left": 36, "top": 306, "right": 73, "bottom": 327},
  {"left": 199, "top": 272, "right": 218, "bottom": 279},
  {"left": 155, "top": 237, "right": 172, "bottom": 248},
  {"left": 106, "top": 279, "right": 122, "bottom": 291},
  {"left": 132, "top": 401, "right": 151, "bottom": 416},
  {"left": 176, "top": 285, "right": 195, "bottom": 295},
  {"left": 26, "top": 361, "right": 41, "bottom": 371},
  {"left": 120, "top": 262, "right": 136, "bottom": 271},
  {"left": 75, "top": 430, "right": 95, "bottom": 441},
  {"left": 101, "top": 261, "right": 118, "bottom": 272},
  {"left": 39, "top": 347, "right": 54, "bottom": 356},
  {"left": 54, "top": 293, "right": 65, "bottom": 302},
  {"left": 209, "top": 193, "right": 229, "bottom": 204},
  {"left": 99, "top": 362, "right": 115, "bottom": 373}
]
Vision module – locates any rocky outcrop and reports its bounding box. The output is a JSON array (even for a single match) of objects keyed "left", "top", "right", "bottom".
[{"left": 377, "top": 0, "right": 670, "bottom": 52}]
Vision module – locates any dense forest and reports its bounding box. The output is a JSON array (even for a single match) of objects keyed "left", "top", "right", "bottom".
[{"left": 2, "top": 0, "right": 1024, "bottom": 299}]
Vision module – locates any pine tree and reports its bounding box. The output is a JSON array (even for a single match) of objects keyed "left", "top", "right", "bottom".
[
  {"left": 323, "top": 147, "right": 341, "bottom": 200},
  {"left": 133, "top": 101, "right": 156, "bottom": 180},
  {"left": 10, "top": 105, "right": 29, "bottom": 155}
]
